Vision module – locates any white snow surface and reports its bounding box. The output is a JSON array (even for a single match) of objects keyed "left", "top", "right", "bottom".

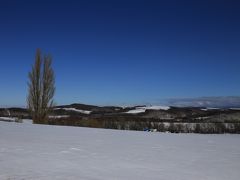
[
  {"left": 55, "top": 108, "right": 91, "bottom": 114},
  {"left": 201, "top": 108, "right": 220, "bottom": 111},
  {"left": 125, "top": 105, "right": 170, "bottom": 114},
  {"left": 0, "top": 122, "right": 240, "bottom": 180},
  {"left": 144, "top": 105, "right": 170, "bottom": 110},
  {"left": 125, "top": 108, "right": 146, "bottom": 114},
  {"left": 0, "top": 117, "right": 16, "bottom": 121},
  {"left": 230, "top": 108, "right": 240, "bottom": 110},
  {"left": 49, "top": 115, "right": 70, "bottom": 119}
]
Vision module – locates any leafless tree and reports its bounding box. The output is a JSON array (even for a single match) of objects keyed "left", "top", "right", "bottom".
[{"left": 27, "top": 49, "right": 55, "bottom": 124}]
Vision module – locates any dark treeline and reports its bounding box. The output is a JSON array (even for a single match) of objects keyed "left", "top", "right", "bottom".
[{"left": 47, "top": 116, "right": 240, "bottom": 134}]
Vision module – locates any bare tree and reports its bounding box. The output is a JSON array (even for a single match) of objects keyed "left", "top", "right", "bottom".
[{"left": 27, "top": 49, "right": 55, "bottom": 124}]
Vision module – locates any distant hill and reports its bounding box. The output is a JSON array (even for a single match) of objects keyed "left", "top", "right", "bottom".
[{"left": 1, "top": 103, "right": 240, "bottom": 133}]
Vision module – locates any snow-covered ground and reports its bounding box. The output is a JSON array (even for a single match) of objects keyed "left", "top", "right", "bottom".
[
  {"left": 201, "top": 108, "right": 220, "bottom": 111},
  {"left": 125, "top": 105, "right": 170, "bottom": 114},
  {"left": 230, "top": 108, "right": 240, "bottom": 110},
  {"left": 49, "top": 115, "right": 70, "bottom": 119},
  {"left": 0, "top": 117, "right": 17, "bottom": 122},
  {"left": 0, "top": 122, "right": 240, "bottom": 180},
  {"left": 55, "top": 108, "right": 92, "bottom": 114}
]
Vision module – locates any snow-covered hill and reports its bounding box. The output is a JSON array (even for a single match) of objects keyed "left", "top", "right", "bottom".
[
  {"left": 0, "top": 121, "right": 240, "bottom": 180},
  {"left": 125, "top": 105, "right": 170, "bottom": 114},
  {"left": 55, "top": 107, "right": 92, "bottom": 114}
]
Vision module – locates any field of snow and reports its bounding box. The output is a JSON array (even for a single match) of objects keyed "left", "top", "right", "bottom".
[
  {"left": 0, "top": 121, "right": 240, "bottom": 180},
  {"left": 125, "top": 105, "right": 170, "bottom": 114},
  {"left": 0, "top": 117, "right": 17, "bottom": 122},
  {"left": 55, "top": 108, "right": 92, "bottom": 114},
  {"left": 49, "top": 115, "right": 70, "bottom": 119}
]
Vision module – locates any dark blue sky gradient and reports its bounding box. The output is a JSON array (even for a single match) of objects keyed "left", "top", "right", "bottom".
[{"left": 0, "top": 0, "right": 240, "bottom": 106}]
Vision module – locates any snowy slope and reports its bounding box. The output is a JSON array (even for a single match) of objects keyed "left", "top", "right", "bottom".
[
  {"left": 125, "top": 105, "right": 170, "bottom": 114},
  {"left": 125, "top": 108, "right": 146, "bottom": 114},
  {"left": 0, "top": 121, "right": 240, "bottom": 180},
  {"left": 49, "top": 115, "right": 70, "bottom": 119},
  {"left": 55, "top": 107, "right": 92, "bottom": 114},
  {"left": 0, "top": 117, "right": 17, "bottom": 122}
]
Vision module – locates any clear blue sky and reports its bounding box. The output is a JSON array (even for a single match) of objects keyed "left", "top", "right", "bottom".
[{"left": 0, "top": 0, "right": 240, "bottom": 106}]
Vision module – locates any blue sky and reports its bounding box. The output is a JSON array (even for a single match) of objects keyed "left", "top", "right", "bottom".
[{"left": 0, "top": 0, "right": 240, "bottom": 106}]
